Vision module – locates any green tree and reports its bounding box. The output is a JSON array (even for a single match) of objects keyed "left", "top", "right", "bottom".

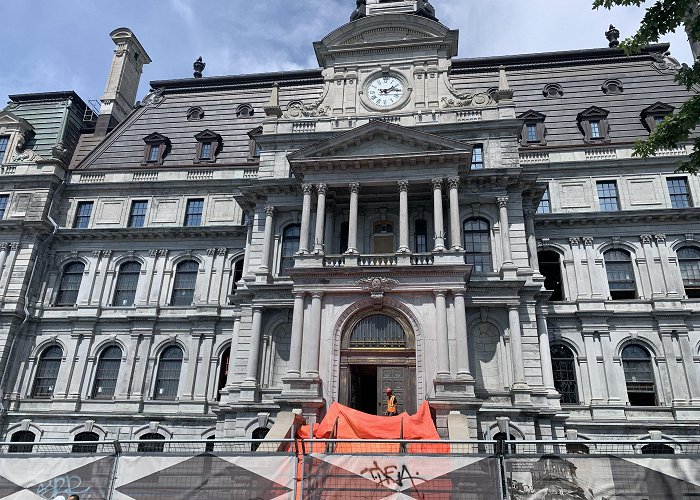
[{"left": 594, "top": 0, "right": 700, "bottom": 172}]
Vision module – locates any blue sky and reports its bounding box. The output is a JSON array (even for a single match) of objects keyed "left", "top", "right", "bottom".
[{"left": 0, "top": 0, "right": 693, "bottom": 109}]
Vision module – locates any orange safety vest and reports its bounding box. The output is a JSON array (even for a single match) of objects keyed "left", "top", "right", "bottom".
[{"left": 386, "top": 395, "right": 397, "bottom": 414}]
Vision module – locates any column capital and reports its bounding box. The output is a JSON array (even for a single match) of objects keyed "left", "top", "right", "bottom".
[
  {"left": 92, "top": 250, "right": 102, "bottom": 258},
  {"left": 524, "top": 207, "right": 536, "bottom": 219},
  {"left": 431, "top": 178, "right": 444, "bottom": 190},
  {"left": 655, "top": 233, "right": 667, "bottom": 244},
  {"left": 217, "top": 247, "right": 227, "bottom": 256},
  {"left": 433, "top": 289, "right": 447, "bottom": 298},
  {"left": 349, "top": 182, "right": 360, "bottom": 194},
  {"left": 301, "top": 183, "right": 314, "bottom": 195},
  {"left": 9, "top": 242, "right": 18, "bottom": 251},
  {"left": 506, "top": 303, "right": 520, "bottom": 312},
  {"left": 311, "top": 291, "right": 324, "bottom": 299},
  {"left": 316, "top": 183, "right": 328, "bottom": 195},
  {"left": 158, "top": 249, "right": 169, "bottom": 258},
  {"left": 292, "top": 291, "right": 306, "bottom": 299},
  {"left": 569, "top": 237, "right": 580, "bottom": 247},
  {"left": 497, "top": 196, "right": 509, "bottom": 208},
  {"left": 149, "top": 248, "right": 159, "bottom": 258},
  {"left": 453, "top": 289, "right": 466, "bottom": 298},
  {"left": 252, "top": 304, "right": 265, "bottom": 312},
  {"left": 447, "top": 176, "right": 461, "bottom": 190},
  {"left": 582, "top": 236, "right": 594, "bottom": 247},
  {"left": 207, "top": 248, "right": 217, "bottom": 256},
  {"left": 640, "top": 234, "right": 653, "bottom": 244},
  {"left": 0, "top": 243, "right": 8, "bottom": 252},
  {"left": 397, "top": 180, "right": 409, "bottom": 192},
  {"left": 264, "top": 205, "right": 275, "bottom": 217}
]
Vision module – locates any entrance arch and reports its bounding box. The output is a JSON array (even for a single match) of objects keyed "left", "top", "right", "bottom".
[{"left": 338, "top": 311, "right": 417, "bottom": 415}]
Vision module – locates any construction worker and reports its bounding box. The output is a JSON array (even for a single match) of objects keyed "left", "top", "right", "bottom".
[{"left": 385, "top": 387, "right": 398, "bottom": 416}]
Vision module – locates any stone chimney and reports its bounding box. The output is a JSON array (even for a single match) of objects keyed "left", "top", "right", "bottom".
[{"left": 95, "top": 28, "right": 152, "bottom": 136}]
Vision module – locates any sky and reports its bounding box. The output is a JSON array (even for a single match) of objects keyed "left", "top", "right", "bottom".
[{"left": 0, "top": 0, "right": 694, "bottom": 110}]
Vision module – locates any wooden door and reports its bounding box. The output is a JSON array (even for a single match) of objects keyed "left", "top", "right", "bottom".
[{"left": 378, "top": 366, "right": 407, "bottom": 415}]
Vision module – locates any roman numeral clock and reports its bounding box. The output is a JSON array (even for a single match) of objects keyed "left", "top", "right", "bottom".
[{"left": 362, "top": 72, "right": 411, "bottom": 112}]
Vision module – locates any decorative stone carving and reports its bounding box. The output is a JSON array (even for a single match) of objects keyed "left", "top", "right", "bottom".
[
  {"left": 285, "top": 100, "right": 331, "bottom": 118},
  {"left": 51, "top": 142, "right": 71, "bottom": 163},
  {"left": 640, "top": 234, "right": 652, "bottom": 244},
  {"left": 193, "top": 56, "right": 205, "bottom": 78},
  {"left": 217, "top": 248, "right": 227, "bottom": 256},
  {"left": 0, "top": 243, "right": 7, "bottom": 252},
  {"left": 431, "top": 178, "right": 443, "bottom": 190},
  {"left": 10, "top": 150, "right": 42, "bottom": 163},
  {"left": 497, "top": 196, "right": 509, "bottom": 208},
  {"left": 316, "top": 183, "right": 328, "bottom": 195},
  {"left": 264, "top": 205, "right": 275, "bottom": 217},
  {"left": 447, "top": 177, "right": 460, "bottom": 190},
  {"left": 158, "top": 249, "right": 169, "bottom": 258},
  {"left": 355, "top": 277, "right": 399, "bottom": 292},
  {"left": 149, "top": 249, "right": 159, "bottom": 257},
  {"left": 301, "top": 183, "right": 314, "bottom": 195},
  {"left": 349, "top": 182, "right": 360, "bottom": 194},
  {"left": 655, "top": 234, "right": 667, "bottom": 244},
  {"left": 569, "top": 237, "right": 580, "bottom": 247},
  {"left": 207, "top": 248, "right": 217, "bottom": 256},
  {"left": 142, "top": 88, "right": 165, "bottom": 106},
  {"left": 397, "top": 180, "right": 409, "bottom": 192},
  {"left": 583, "top": 237, "right": 594, "bottom": 246}
]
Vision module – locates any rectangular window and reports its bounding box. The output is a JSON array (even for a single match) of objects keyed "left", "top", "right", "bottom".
[
  {"left": 597, "top": 181, "right": 619, "bottom": 211},
  {"left": 0, "top": 136, "right": 9, "bottom": 161},
  {"left": 184, "top": 199, "right": 204, "bottom": 227},
  {"left": 0, "top": 194, "right": 8, "bottom": 220},
  {"left": 147, "top": 144, "right": 159, "bottom": 162},
  {"left": 73, "top": 201, "right": 94, "bottom": 229},
  {"left": 526, "top": 124, "right": 538, "bottom": 142},
  {"left": 537, "top": 188, "right": 551, "bottom": 214},
  {"left": 128, "top": 200, "right": 148, "bottom": 228},
  {"left": 200, "top": 142, "right": 212, "bottom": 160},
  {"left": 668, "top": 177, "right": 692, "bottom": 208},
  {"left": 654, "top": 115, "right": 665, "bottom": 125},
  {"left": 590, "top": 120, "right": 602, "bottom": 139},
  {"left": 470, "top": 145, "right": 484, "bottom": 170}
]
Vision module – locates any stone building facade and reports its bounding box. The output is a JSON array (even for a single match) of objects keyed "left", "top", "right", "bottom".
[{"left": 0, "top": 0, "right": 699, "bottom": 446}]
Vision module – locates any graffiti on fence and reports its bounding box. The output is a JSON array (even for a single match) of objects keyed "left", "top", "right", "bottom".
[
  {"left": 360, "top": 459, "right": 422, "bottom": 489},
  {"left": 35, "top": 474, "right": 91, "bottom": 499}
]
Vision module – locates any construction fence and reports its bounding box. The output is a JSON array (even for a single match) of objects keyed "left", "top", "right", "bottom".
[{"left": 0, "top": 439, "right": 699, "bottom": 499}]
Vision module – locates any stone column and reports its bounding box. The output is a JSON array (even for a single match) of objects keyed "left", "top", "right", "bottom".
[
  {"left": 130, "top": 331, "right": 154, "bottom": 399},
  {"left": 582, "top": 237, "right": 604, "bottom": 298},
  {"left": 678, "top": 332, "right": 700, "bottom": 403},
  {"left": 582, "top": 332, "right": 604, "bottom": 404},
  {"left": 194, "top": 334, "right": 215, "bottom": 399},
  {"left": 54, "top": 334, "right": 80, "bottom": 398},
  {"left": 242, "top": 219, "right": 254, "bottom": 275},
  {"left": 259, "top": 206, "right": 275, "bottom": 273},
  {"left": 536, "top": 309, "right": 555, "bottom": 390},
  {"left": 93, "top": 250, "right": 113, "bottom": 306},
  {"left": 313, "top": 183, "right": 328, "bottom": 254},
  {"left": 507, "top": 305, "right": 526, "bottom": 386},
  {"left": 432, "top": 178, "right": 446, "bottom": 251},
  {"left": 398, "top": 180, "right": 410, "bottom": 253},
  {"left": 524, "top": 209, "right": 539, "bottom": 272},
  {"left": 569, "top": 238, "right": 590, "bottom": 299},
  {"left": 67, "top": 333, "right": 93, "bottom": 399},
  {"left": 656, "top": 234, "right": 680, "bottom": 296},
  {"left": 182, "top": 333, "right": 202, "bottom": 398},
  {"left": 448, "top": 177, "right": 463, "bottom": 251},
  {"left": 498, "top": 196, "right": 513, "bottom": 265},
  {"left": 225, "top": 316, "right": 242, "bottom": 387},
  {"left": 209, "top": 248, "right": 227, "bottom": 305},
  {"left": 659, "top": 331, "right": 687, "bottom": 404},
  {"left": 76, "top": 251, "right": 101, "bottom": 305},
  {"left": 434, "top": 290, "right": 450, "bottom": 378},
  {"left": 148, "top": 250, "right": 169, "bottom": 305},
  {"left": 305, "top": 292, "right": 323, "bottom": 378},
  {"left": 453, "top": 291, "right": 471, "bottom": 377},
  {"left": 346, "top": 183, "right": 360, "bottom": 254},
  {"left": 286, "top": 292, "right": 306, "bottom": 377},
  {"left": 599, "top": 332, "right": 624, "bottom": 404},
  {"left": 245, "top": 305, "right": 264, "bottom": 384},
  {"left": 298, "top": 184, "right": 313, "bottom": 254},
  {"left": 0, "top": 243, "right": 9, "bottom": 277}
]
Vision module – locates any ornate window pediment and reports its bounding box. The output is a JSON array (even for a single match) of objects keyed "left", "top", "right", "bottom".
[
  {"left": 577, "top": 106, "right": 611, "bottom": 143},
  {"left": 0, "top": 111, "right": 35, "bottom": 163},
  {"left": 142, "top": 132, "right": 171, "bottom": 165},
  {"left": 193, "top": 129, "right": 223, "bottom": 163},
  {"left": 517, "top": 110, "right": 547, "bottom": 146},
  {"left": 640, "top": 102, "right": 674, "bottom": 132}
]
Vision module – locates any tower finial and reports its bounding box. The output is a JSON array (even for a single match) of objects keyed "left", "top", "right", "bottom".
[{"left": 193, "top": 56, "right": 206, "bottom": 78}]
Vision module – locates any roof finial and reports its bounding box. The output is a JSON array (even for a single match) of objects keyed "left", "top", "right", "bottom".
[
  {"left": 606, "top": 25, "right": 620, "bottom": 48},
  {"left": 351, "top": 0, "right": 366, "bottom": 21},
  {"left": 193, "top": 56, "right": 206, "bottom": 78}
]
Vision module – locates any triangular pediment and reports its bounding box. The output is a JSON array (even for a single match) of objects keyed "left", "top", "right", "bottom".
[
  {"left": 578, "top": 106, "right": 609, "bottom": 119},
  {"left": 194, "top": 129, "right": 221, "bottom": 141},
  {"left": 0, "top": 111, "right": 33, "bottom": 131},
  {"left": 288, "top": 121, "right": 471, "bottom": 162},
  {"left": 641, "top": 101, "right": 674, "bottom": 117},
  {"left": 518, "top": 110, "right": 546, "bottom": 121},
  {"left": 143, "top": 132, "right": 169, "bottom": 144}
]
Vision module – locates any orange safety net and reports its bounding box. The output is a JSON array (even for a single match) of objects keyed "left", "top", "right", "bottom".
[{"left": 297, "top": 401, "right": 450, "bottom": 454}]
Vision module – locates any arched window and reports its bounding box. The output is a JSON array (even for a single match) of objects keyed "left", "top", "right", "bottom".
[
  {"left": 56, "top": 262, "right": 85, "bottom": 306},
  {"left": 415, "top": 219, "right": 428, "bottom": 253},
  {"left": 463, "top": 218, "right": 491, "bottom": 273},
  {"left": 154, "top": 346, "right": 183, "bottom": 400},
  {"left": 251, "top": 427, "right": 270, "bottom": 452},
  {"left": 72, "top": 431, "right": 100, "bottom": 453},
  {"left": 281, "top": 224, "right": 301, "bottom": 275},
  {"left": 493, "top": 432, "right": 517, "bottom": 454},
  {"left": 604, "top": 249, "right": 636, "bottom": 300},
  {"left": 171, "top": 260, "right": 199, "bottom": 306},
  {"left": 92, "top": 346, "right": 122, "bottom": 399},
  {"left": 550, "top": 345, "right": 578, "bottom": 404},
  {"left": 217, "top": 346, "right": 230, "bottom": 401},
  {"left": 350, "top": 315, "right": 407, "bottom": 348},
  {"left": 538, "top": 250, "right": 564, "bottom": 301},
  {"left": 641, "top": 443, "right": 675, "bottom": 455},
  {"left": 232, "top": 259, "right": 244, "bottom": 292},
  {"left": 31, "top": 346, "right": 62, "bottom": 398},
  {"left": 137, "top": 433, "right": 165, "bottom": 453},
  {"left": 113, "top": 261, "right": 141, "bottom": 306},
  {"left": 622, "top": 345, "right": 656, "bottom": 406},
  {"left": 8, "top": 431, "right": 35, "bottom": 453},
  {"left": 677, "top": 247, "right": 700, "bottom": 298}
]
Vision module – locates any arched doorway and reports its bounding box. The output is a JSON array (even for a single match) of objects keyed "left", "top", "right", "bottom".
[{"left": 338, "top": 313, "right": 416, "bottom": 415}]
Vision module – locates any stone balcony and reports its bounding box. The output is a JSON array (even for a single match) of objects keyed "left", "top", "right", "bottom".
[{"left": 295, "top": 250, "right": 465, "bottom": 269}]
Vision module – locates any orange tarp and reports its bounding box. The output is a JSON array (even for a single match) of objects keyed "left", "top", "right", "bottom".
[{"left": 297, "top": 401, "right": 450, "bottom": 454}]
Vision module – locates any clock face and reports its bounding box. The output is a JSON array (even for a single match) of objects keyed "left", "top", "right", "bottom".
[{"left": 367, "top": 75, "right": 405, "bottom": 108}]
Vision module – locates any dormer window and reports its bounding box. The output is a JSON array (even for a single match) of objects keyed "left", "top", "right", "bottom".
[
  {"left": 193, "top": 130, "right": 222, "bottom": 164},
  {"left": 542, "top": 83, "right": 564, "bottom": 99},
  {"left": 186, "top": 106, "right": 204, "bottom": 121},
  {"left": 517, "top": 110, "right": 547, "bottom": 146},
  {"left": 602, "top": 79, "right": 623, "bottom": 95},
  {"left": 577, "top": 106, "right": 611, "bottom": 143},
  {"left": 142, "top": 132, "right": 171, "bottom": 165},
  {"left": 641, "top": 102, "right": 674, "bottom": 132},
  {"left": 236, "top": 104, "right": 255, "bottom": 118}
]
